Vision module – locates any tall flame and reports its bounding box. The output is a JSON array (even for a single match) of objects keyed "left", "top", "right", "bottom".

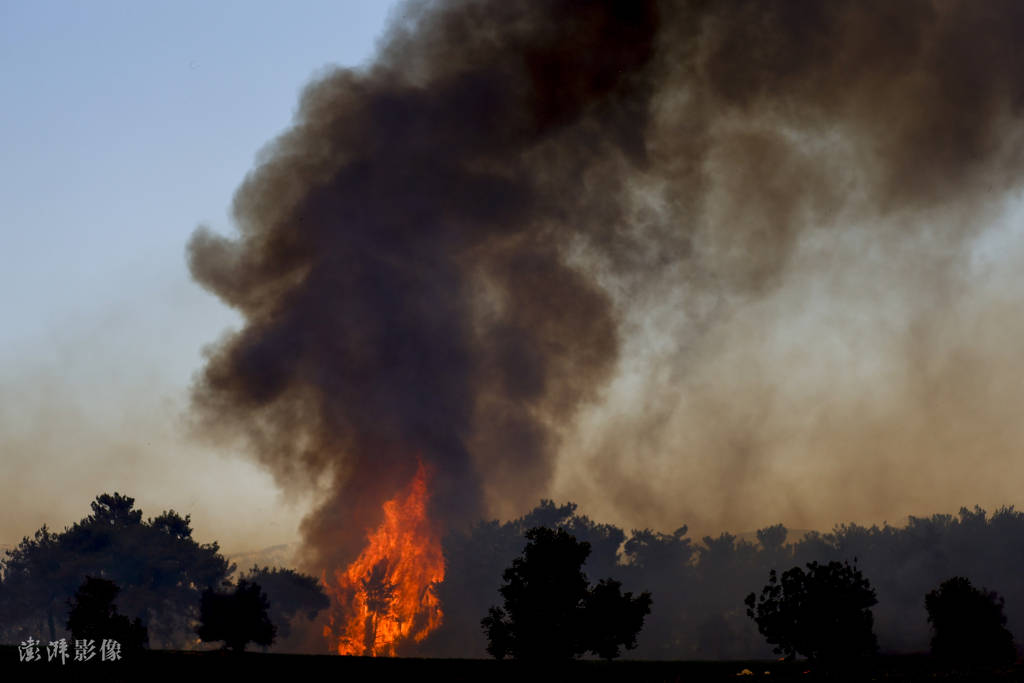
[{"left": 323, "top": 460, "right": 445, "bottom": 656}]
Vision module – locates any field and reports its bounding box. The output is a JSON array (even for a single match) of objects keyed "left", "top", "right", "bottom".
[{"left": 3, "top": 647, "right": 1022, "bottom": 682}]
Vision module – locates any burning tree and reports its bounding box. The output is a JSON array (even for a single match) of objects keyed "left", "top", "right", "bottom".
[
  {"left": 482, "top": 526, "right": 652, "bottom": 660},
  {"left": 322, "top": 461, "right": 445, "bottom": 656}
]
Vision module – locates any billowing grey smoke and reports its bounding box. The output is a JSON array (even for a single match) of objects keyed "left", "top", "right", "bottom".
[{"left": 188, "top": 0, "right": 1024, "bottom": 612}]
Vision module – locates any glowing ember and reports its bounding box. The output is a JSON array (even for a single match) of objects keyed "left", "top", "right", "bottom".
[{"left": 323, "top": 461, "right": 445, "bottom": 656}]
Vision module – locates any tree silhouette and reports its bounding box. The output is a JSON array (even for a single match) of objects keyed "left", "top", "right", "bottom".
[
  {"left": 481, "top": 526, "right": 651, "bottom": 660},
  {"left": 1, "top": 525, "right": 64, "bottom": 643},
  {"left": 619, "top": 525, "right": 699, "bottom": 658},
  {"left": 196, "top": 579, "right": 276, "bottom": 652},
  {"left": 0, "top": 493, "right": 232, "bottom": 647},
  {"left": 431, "top": 500, "right": 626, "bottom": 658},
  {"left": 240, "top": 565, "right": 329, "bottom": 644},
  {"left": 66, "top": 577, "right": 148, "bottom": 652},
  {"left": 585, "top": 578, "right": 653, "bottom": 660},
  {"left": 89, "top": 492, "right": 143, "bottom": 527},
  {"left": 745, "top": 560, "right": 878, "bottom": 665},
  {"left": 925, "top": 576, "right": 1016, "bottom": 667}
]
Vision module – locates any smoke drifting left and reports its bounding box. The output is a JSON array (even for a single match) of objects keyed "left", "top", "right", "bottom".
[{"left": 187, "top": 1, "right": 652, "bottom": 573}]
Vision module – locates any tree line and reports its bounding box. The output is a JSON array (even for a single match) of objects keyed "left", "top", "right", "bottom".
[
  {"left": 426, "top": 500, "right": 1024, "bottom": 662},
  {"left": 0, "top": 493, "right": 327, "bottom": 652},
  {"left": 3, "top": 492, "right": 1023, "bottom": 664},
  {"left": 478, "top": 525, "right": 1016, "bottom": 670}
]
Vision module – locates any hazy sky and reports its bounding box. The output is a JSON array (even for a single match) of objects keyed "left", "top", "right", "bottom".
[
  {"left": 0, "top": 0, "right": 399, "bottom": 552},
  {"left": 5, "top": 1, "right": 1024, "bottom": 558}
]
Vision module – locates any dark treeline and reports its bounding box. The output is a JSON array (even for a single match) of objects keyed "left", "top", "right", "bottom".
[
  {"left": 422, "top": 501, "right": 1024, "bottom": 660},
  {"left": 4, "top": 494, "right": 1023, "bottom": 661},
  {"left": 0, "top": 493, "right": 229, "bottom": 649},
  {"left": 0, "top": 493, "right": 327, "bottom": 652}
]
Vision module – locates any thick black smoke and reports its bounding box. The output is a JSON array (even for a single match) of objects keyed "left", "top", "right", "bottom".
[
  {"left": 188, "top": 0, "right": 654, "bottom": 571},
  {"left": 189, "top": 0, "right": 1024, "bottom": 590}
]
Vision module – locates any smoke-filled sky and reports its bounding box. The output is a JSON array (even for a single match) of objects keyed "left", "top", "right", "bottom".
[{"left": 6, "top": 0, "right": 1024, "bottom": 559}]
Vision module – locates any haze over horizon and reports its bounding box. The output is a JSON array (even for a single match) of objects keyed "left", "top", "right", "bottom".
[
  {"left": 4, "top": 0, "right": 1024, "bottom": 559},
  {"left": 0, "top": 0, "right": 401, "bottom": 552}
]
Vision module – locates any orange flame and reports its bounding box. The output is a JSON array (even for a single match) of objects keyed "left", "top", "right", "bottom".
[{"left": 323, "top": 460, "right": 445, "bottom": 656}]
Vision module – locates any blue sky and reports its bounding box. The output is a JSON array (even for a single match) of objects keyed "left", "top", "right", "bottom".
[{"left": 0, "top": 0, "right": 399, "bottom": 552}]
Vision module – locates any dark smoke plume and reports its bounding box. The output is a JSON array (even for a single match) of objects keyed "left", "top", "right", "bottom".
[
  {"left": 188, "top": 0, "right": 653, "bottom": 572},
  {"left": 189, "top": 0, "right": 1024, "bottom": 584}
]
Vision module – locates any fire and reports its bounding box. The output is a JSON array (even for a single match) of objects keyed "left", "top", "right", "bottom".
[{"left": 323, "top": 460, "right": 445, "bottom": 656}]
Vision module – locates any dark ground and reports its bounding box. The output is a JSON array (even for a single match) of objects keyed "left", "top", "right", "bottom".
[{"left": 3, "top": 646, "right": 1023, "bottom": 682}]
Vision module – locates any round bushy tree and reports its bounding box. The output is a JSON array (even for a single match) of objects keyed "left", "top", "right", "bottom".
[
  {"left": 745, "top": 560, "right": 878, "bottom": 665},
  {"left": 482, "top": 527, "right": 651, "bottom": 660},
  {"left": 196, "top": 579, "right": 276, "bottom": 652},
  {"left": 925, "top": 576, "right": 1016, "bottom": 667}
]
